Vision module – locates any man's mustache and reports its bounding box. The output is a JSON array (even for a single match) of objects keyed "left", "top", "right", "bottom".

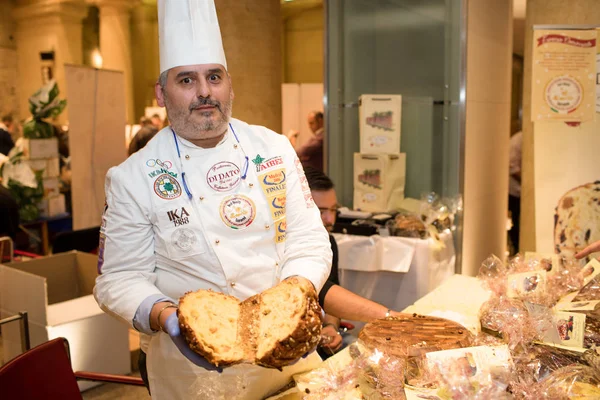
[{"left": 189, "top": 98, "right": 221, "bottom": 112}]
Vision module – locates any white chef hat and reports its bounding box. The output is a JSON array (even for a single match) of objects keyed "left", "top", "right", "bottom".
[{"left": 158, "top": 0, "right": 228, "bottom": 74}]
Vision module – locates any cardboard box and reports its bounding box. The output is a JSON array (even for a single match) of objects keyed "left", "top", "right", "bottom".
[
  {"left": 353, "top": 153, "right": 406, "bottom": 212},
  {"left": 0, "top": 251, "right": 130, "bottom": 391},
  {"left": 42, "top": 177, "right": 60, "bottom": 198},
  {"left": 359, "top": 94, "right": 402, "bottom": 154},
  {"left": 21, "top": 138, "right": 59, "bottom": 160},
  {"left": 38, "top": 194, "right": 66, "bottom": 218},
  {"left": 25, "top": 157, "right": 60, "bottom": 178}
]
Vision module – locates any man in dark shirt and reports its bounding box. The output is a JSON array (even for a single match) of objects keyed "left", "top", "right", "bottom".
[
  {"left": 288, "top": 111, "right": 324, "bottom": 171},
  {"left": 305, "top": 167, "right": 405, "bottom": 357},
  {"left": 0, "top": 115, "right": 16, "bottom": 156},
  {"left": 0, "top": 185, "right": 19, "bottom": 240}
]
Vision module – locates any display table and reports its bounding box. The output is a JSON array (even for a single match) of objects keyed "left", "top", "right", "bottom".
[{"left": 333, "top": 231, "right": 456, "bottom": 316}]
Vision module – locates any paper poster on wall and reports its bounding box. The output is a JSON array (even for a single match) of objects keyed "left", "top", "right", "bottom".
[
  {"left": 596, "top": 29, "right": 600, "bottom": 113},
  {"left": 531, "top": 29, "right": 597, "bottom": 122},
  {"left": 534, "top": 120, "right": 600, "bottom": 254}
]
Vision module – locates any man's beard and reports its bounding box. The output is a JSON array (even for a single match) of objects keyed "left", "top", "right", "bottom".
[{"left": 165, "top": 91, "right": 233, "bottom": 140}]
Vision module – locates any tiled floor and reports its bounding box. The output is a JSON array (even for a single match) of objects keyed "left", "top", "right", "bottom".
[{"left": 82, "top": 376, "right": 150, "bottom": 400}]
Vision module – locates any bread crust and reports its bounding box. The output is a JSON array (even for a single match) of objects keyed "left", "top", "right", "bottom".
[
  {"left": 255, "top": 280, "right": 322, "bottom": 368},
  {"left": 178, "top": 278, "right": 323, "bottom": 369}
]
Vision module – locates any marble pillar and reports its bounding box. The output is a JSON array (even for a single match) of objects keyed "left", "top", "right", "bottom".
[
  {"left": 13, "top": 0, "right": 88, "bottom": 125},
  {"left": 215, "top": 0, "right": 282, "bottom": 132}
]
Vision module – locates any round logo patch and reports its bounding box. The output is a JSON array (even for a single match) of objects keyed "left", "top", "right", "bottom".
[
  {"left": 154, "top": 174, "right": 182, "bottom": 200},
  {"left": 545, "top": 76, "right": 582, "bottom": 114},
  {"left": 206, "top": 161, "right": 241, "bottom": 192},
  {"left": 220, "top": 195, "right": 256, "bottom": 230},
  {"left": 172, "top": 228, "right": 197, "bottom": 252}
]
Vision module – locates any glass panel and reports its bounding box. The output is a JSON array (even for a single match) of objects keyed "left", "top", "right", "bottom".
[{"left": 325, "top": 0, "right": 465, "bottom": 268}]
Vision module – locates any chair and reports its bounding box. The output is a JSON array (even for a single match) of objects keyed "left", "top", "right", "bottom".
[
  {"left": 52, "top": 226, "right": 100, "bottom": 254},
  {"left": 0, "top": 337, "right": 144, "bottom": 400}
]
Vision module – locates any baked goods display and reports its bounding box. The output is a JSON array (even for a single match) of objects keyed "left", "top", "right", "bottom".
[
  {"left": 358, "top": 314, "right": 473, "bottom": 358},
  {"left": 178, "top": 276, "right": 322, "bottom": 368},
  {"left": 388, "top": 213, "right": 428, "bottom": 238},
  {"left": 554, "top": 182, "right": 600, "bottom": 258}
]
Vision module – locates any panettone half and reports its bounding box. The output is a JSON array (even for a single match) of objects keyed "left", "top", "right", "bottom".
[{"left": 178, "top": 276, "right": 322, "bottom": 368}]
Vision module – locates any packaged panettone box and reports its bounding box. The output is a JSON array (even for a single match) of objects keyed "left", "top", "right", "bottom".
[
  {"left": 353, "top": 153, "right": 406, "bottom": 212},
  {"left": 359, "top": 94, "right": 402, "bottom": 154}
]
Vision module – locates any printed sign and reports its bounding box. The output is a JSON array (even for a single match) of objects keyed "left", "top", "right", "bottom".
[
  {"left": 532, "top": 29, "right": 597, "bottom": 122},
  {"left": 506, "top": 270, "right": 547, "bottom": 298}
]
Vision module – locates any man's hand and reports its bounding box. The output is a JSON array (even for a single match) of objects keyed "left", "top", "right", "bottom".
[
  {"left": 319, "top": 324, "right": 343, "bottom": 352},
  {"left": 576, "top": 240, "right": 600, "bottom": 260},
  {"left": 162, "top": 313, "right": 222, "bottom": 371}
]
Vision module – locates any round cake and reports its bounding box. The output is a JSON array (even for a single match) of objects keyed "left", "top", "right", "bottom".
[{"left": 358, "top": 314, "right": 473, "bottom": 358}]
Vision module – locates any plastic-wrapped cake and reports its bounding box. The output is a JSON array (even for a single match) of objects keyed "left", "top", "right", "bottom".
[{"left": 358, "top": 314, "right": 474, "bottom": 358}]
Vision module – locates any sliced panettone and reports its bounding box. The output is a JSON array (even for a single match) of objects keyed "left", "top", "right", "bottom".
[
  {"left": 554, "top": 182, "right": 600, "bottom": 258},
  {"left": 178, "top": 276, "right": 322, "bottom": 369}
]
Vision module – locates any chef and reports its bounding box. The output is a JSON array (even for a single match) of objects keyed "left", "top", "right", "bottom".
[{"left": 93, "top": 1, "right": 332, "bottom": 398}]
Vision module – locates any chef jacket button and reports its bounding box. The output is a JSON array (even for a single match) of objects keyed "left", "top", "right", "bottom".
[
  {"left": 215, "top": 239, "right": 220, "bottom": 245},
  {"left": 199, "top": 196, "right": 205, "bottom": 201},
  {"left": 249, "top": 183, "right": 254, "bottom": 188},
  {"left": 233, "top": 144, "right": 238, "bottom": 149},
  {"left": 185, "top": 155, "right": 190, "bottom": 160},
  {"left": 265, "top": 224, "right": 270, "bottom": 229},
  {"left": 275, "top": 261, "right": 279, "bottom": 266},
  {"left": 230, "top": 281, "right": 236, "bottom": 288}
]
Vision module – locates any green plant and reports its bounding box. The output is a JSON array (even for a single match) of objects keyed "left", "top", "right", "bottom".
[{"left": 22, "top": 80, "right": 67, "bottom": 139}]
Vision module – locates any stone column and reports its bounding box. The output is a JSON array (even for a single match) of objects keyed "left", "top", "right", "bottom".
[
  {"left": 215, "top": 0, "right": 282, "bottom": 132},
  {"left": 520, "top": 0, "right": 600, "bottom": 252},
  {"left": 461, "top": 0, "right": 513, "bottom": 275},
  {"left": 13, "top": 0, "right": 88, "bottom": 125},
  {"left": 0, "top": 0, "right": 19, "bottom": 123},
  {"left": 131, "top": 0, "right": 159, "bottom": 123},
  {"left": 91, "top": 0, "right": 139, "bottom": 124}
]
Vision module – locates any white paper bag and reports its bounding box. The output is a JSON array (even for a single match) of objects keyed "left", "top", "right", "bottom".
[
  {"left": 359, "top": 94, "right": 402, "bottom": 154},
  {"left": 353, "top": 153, "right": 406, "bottom": 212}
]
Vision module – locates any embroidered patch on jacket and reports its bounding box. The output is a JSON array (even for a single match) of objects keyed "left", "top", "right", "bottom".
[
  {"left": 146, "top": 159, "right": 177, "bottom": 179},
  {"left": 206, "top": 161, "right": 241, "bottom": 192},
  {"left": 252, "top": 154, "right": 284, "bottom": 173},
  {"left": 154, "top": 174, "right": 182, "bottom": 200},
  {"left": 172, "top": 228, "right": 197, "bottom": 252},
  {"left": 220, "top": 195, "right": 256, "bottom": 230}
]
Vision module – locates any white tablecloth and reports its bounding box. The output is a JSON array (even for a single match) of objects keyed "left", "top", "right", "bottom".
[{"left": 333, "top": 231, "right": 456, "bottom": 316}]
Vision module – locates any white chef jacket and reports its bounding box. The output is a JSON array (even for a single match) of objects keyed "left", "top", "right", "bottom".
[{"left": 94, "top": 118, "right": 332, "bottom": 399}]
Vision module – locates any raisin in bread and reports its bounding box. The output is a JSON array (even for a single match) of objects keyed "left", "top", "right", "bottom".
[
  {"left": 178, "top": 276, "right": 322, "bottom": 368},
  {"left": 554, "top": 182, "right": 600, "bottom": 258}
]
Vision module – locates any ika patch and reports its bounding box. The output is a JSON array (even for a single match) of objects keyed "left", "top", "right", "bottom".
[
  {"left": 206, "top": 161, "right": 241, "bottom": 192},
  {"left": 172, "top": 228, "right": 197, "bottom": 252},
  {"left": 220, "top": 195, "right": 256, "bottom": 230},
  {"left": 252, "top": 154, "right": 284, "bottom": 173},
  {"left": 166, "top": 206, "right": 190, "bottom": 227},
  {"left": 154, "top": 174, "right": 182, "bottom": 200}
]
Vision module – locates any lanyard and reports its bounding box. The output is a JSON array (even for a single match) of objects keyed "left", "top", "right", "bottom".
[{"left": 171, "top": 123, "right": 249, "bottom": 200}]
